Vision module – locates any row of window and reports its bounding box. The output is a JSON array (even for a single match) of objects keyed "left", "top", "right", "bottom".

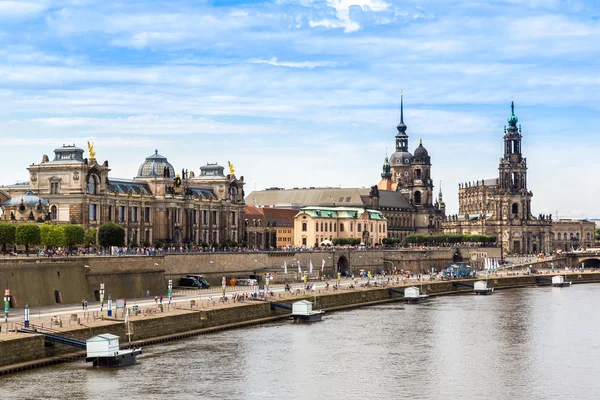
[
  {"left": 87, "top": 205, "right": 236, "bottom": 226},
  {"left": 303, "top": 221, "right": 386, "bottom": 233}
]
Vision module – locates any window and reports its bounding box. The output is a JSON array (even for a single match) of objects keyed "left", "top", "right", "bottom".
[
  {"left": 414, "top": 191, "right": 422, "bottom": 205},
  {"left": 340, "top": 223, "right": 344, "bottom": 232},
  {"left": 119, "top": 206, "right": 125, "bottom": 222},
  {"left": 145, "top": 230, "right": 150, "bottom": 243},
  {"left": 512, "top": 203, "right": 518, "bottom": 214},
  {"left": 202, "top": 210, "right": 208, "bottom": 224},
  {"left": 212, "top": 211, "right": 217, "bottom": 224},
  {"left": 89, "top": 204, "right": 97, "bottom": 221},
  {"left": 302, "top": 222, "right": 307, "bottom": 232},
  {"left": 108, "top": 205, "right": 113, "bottom": 221},
  {"left": 193, "top": 210, "right": 198, "bottom": 224},
  {"left": 370, "top": 223, "right": 373, "bottom": 232},
  {"left": 357, "top": 223, "right": 362, "bottom": 232},
  {"left": 87, "top": 175, "right": 97, "bottom": 195},
  {"left": 131, "top": 207, "right": 138, "bottom": 222},
  {"left": 350, "top": 223, "right": 353, "bottom": 231},
  {"left": 145, "top": 207, "right": 151, "bottom": 223},
  {"left": 51, "top": 205, "right": 57, "bottom": 220},
  {"left": 231, "top": 212, "right": 236, "bottom": 226},
  {"left": 50, "top": 182, "right": 59, "bottom": 194},
  {"left": 316, "top": 222, "right": 319, "bottom": 232},
  {"left": 329, "top": 222, "right": 332, "bottom": 232},
  {"left": 334, "top": 224, "right": 336, "bottom": 232},
  {"left": 325, "top": 223, "right": 328, "bottom": 232},
  {"left": 415, "top": 169, "right": 421, "bottom": 179}
]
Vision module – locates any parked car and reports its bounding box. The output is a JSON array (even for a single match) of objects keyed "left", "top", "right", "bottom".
[
  {"left": 185, "top": 275, "right": 211, "bottom": 288},
  {"left": 179, "top": 277, "right": 203, "bottom": 288},
  {"left": 237, "top": 278, "right": 258, "bottom": 286}
]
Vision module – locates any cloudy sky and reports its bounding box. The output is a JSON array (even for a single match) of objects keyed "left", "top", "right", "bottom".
[{"left": 0, "top": 0, "right": 598, "bottom": 217}]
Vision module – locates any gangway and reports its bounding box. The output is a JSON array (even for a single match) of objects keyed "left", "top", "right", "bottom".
[
  {"left": 388, "top": 288, "right": 405, "bottom": 296},
  {"left": 452, "top": 282, "right": 474, "bottom": 289},
  {"left": 18, "top": 327, "right": 87, "bottom": 349},
  {"left": 535, "top": 276, "right": 553, "bottom": 282},
  {"left": 268, "top": 301, "right": 292, "bottom": 311}
]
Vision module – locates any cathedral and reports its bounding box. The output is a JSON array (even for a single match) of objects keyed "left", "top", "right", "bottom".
[
  {"left": 443, "top": 101, "right": 594, "bottom": 255},
  {"left": 377, "top": 93, "right": 446, "bottom": 235}
]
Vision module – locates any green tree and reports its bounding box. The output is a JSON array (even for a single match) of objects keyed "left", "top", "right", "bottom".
[
  {"left": 63, "top": 224, "right": 85, "bottom": 253},
  {"left": 41, "top": 223, "right": 65, "bottom": 249},
  {"left": 84, "top": 228, "right": 97, "bottom": 247},
  {"left": 0, "top": 222, "right": 16, "bottom": 254},
  {"left": 16, "top": 224, "right": 41, "bottom": 255},
  {"left": 596, "top": 229, "right": 600, "bottom": 241},
  {"left": 98, "top": 222, "right": 125, "bottom": 248}
]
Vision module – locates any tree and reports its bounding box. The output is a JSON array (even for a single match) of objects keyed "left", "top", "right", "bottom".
[
  {"left": 41, "top": 223, "right": 65, "bottom": 249},
  {"left": 63, "top": 224, "right": 85, "bottom": 252},
  {"left": 0, "top": 222, "right": 16, "bottom": 254},
  {"left": 16, "top": 224, "right": 41, "bottom": 255},
  {"left": 596, "top": 229, "right": 600, "bottom": 241},
  {"left": 84, "top": 228, "right": 97, "bottom": 247},
  {"left": 98, "top": 222, "right": 125, "bottom": 248}
]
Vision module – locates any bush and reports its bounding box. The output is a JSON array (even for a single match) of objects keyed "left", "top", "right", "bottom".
[{"left": 403, "top": 233, "right": 497, "bottom": 245}]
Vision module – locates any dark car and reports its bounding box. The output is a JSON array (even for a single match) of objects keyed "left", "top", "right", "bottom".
[
  {"left": 179, "top": 277, "right": 203, "bottom": 288},
  {"left": 186, "top": 275, "right": 211, "bottom": 289}
]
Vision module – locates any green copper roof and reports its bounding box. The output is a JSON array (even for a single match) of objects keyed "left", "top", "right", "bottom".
[{"left": 295, "top": 206, "right": 386, "bottom": 220}]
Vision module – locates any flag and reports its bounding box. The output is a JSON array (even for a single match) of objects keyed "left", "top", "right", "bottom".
[
  {"left": 125, "top": 308, "right": 129, "bottom": 325},
  {"left": 284, "top": 261, "right": 287, "bottom": 274},
  {"left": 310, "top": 260, "right": 314, "bottom": 274},
  {"left": 298, "top": 261, "right": 302, "bottom": 273},
  {"left": 322, "top": 259, "right": 326, "bottom": 273}
]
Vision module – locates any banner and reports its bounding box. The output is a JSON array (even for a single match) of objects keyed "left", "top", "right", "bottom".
[
  {"left": 298, "top": 261, "right": 302, "bottom": 273},
  {"left": 322, "top": 259, "right": 326, "bottom": 272},
  {"left": 309, "top": 260, "right": 314, "bottom": 274},
  {"left": 284, "top": 261, "right": 288, "bottom": 274}
]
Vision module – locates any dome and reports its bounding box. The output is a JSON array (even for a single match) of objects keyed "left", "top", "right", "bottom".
[
  {"left": 507, "top": 100, "right": 518, "bottom": 126},
  {"left": 136, "top": 150, "right": 175, "bottom": 178},
  {"left": 389, "top": 151, "right": 413, "bottom": 167},
  {"left": 414, "top": 142, "right": 429, "bottom": 158},
  {"left": 1, "top": 190, "right": 49, "bottom": 207}
]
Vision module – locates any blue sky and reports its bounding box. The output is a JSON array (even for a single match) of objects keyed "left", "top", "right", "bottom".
[{"left": 0, "top": 0, "right": 599, "bottom": 217}]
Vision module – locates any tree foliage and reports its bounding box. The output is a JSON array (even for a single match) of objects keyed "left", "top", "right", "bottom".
[
  {"left": 403, "top": 234, "right": 497, "bottom": 245},
  {"left": 40, "top": 223, "right": 65, "bottom": 248},
  {"left": 16, "top": 224, "right": 41, "bottom": 254},
  {"left": 63, "top": 224, "right": 85, "bottom": 250},
  {"left": 332, "top": 238, "right": 362, "bottom": 246},
  {"left": 84, "top": 228, "right": 97, "bottom": 247},
  {"left": 0, "top": 222, "right": 16, "bottom": 253},
  {"left": 98, "top": 222, "right": 125, "bottom": 248}
]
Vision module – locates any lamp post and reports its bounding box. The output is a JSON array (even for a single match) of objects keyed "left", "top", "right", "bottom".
[
  {"left": 107, "top": 294, "right": 112, "bottom": 317},
  {"left": 382, "top": 260, "right": 395, "bottom": 275}
]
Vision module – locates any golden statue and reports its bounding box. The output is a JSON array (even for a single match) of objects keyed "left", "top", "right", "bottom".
[
  {"left": 227, "top": 161, "right": 235, "bottom": 175},
  {"left": 87, "top": 141, "right": 96, "bottom": 159}
]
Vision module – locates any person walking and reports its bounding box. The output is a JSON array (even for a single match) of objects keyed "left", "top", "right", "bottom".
[
  {"left": 84, "top": 300, "right": 88, "bottom": 311},
  {"left": 154, "top": 295, "right": 158, "bottom": 304},
  {"left": 82, "top": 299, "right": 85, "bottom": 310},
  {"left": 159, "top": 295, "right": 163, "bottom": 304}
]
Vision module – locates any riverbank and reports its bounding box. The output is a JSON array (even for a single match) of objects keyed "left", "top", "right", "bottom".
[{"left": 1, "top": 271, "right": 599, "bottom": 375}]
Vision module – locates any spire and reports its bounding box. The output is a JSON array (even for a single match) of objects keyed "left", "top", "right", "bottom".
[
  {"left": 396, "top": 90, "right": 407, "bottom": 135},
  {"left": 438, "top": 180, "right": 443, "bottom": 201},
  {"left": 507, "top": 100, "right": 518, "bottom": 126}
]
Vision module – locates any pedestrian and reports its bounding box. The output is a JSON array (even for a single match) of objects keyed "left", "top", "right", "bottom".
[
  {"left": 82, "top": 299, "right": 85, "bottom": 310},
  {"left": 146, "top": 290, "right": 150, "bottom": 297},
  {"left": 159, "top": 295, "right": 163, "bottom": 304},
  {"left": 154, "top": 295, "right": 158, "bottom": 304},
  {"left": 84, "top": 300, "right": 88, "bottom": 311}
]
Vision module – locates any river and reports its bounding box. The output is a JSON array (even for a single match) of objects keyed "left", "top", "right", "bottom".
[{"left": 2, "top": 284, "right": 599, "bottom": 400}]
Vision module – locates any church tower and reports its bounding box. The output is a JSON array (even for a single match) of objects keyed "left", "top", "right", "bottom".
[
  {"left": 496, "top": 101, "right": 532, "bottom": 221},
  {"left": 388, "top": 92, "right": 413, "bottom": 186}
]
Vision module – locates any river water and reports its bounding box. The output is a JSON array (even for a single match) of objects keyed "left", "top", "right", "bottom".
[{"left": 2, "top": 284, "right": 599, "bottom": 400}]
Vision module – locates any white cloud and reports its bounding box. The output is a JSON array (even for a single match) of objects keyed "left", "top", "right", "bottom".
[
  {"left": 309, "top": 0, "right": 391, "bottom": 32},
  {"left": 0, "top": 1, "right": 46, "bottom": 18},
  {"left": 248, "top": 57, "right": 339, "bottom": 68}
]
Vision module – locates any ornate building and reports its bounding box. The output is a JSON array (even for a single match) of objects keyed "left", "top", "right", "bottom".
[
  {"left": 377, "top": 93, "right": 446, "bottom": 234},
  {"left": 0, "top": 144, "right": 246, "bottom": 247},
  {"left": 443, "top": 102, "right": 594, "bottom": 254}
]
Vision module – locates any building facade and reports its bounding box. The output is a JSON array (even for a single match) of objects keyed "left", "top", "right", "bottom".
[
  {"left": 0, "top": 144, "right": 246, "bottom": 247},
  {"left": 293, "top": 206, "right": 387, "bottom": 247},
  {"left": 443, "top": 102, "right": 594, "bottom": 254}
]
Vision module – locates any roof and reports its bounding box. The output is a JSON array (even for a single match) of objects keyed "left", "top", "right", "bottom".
[
  {"left": 86, "top": 333, "right": 119, "bottom": 342},
  {"left": 244, "top": 205, "right": 267, "bottom": 225},
  {"left": 296, "top": 206, "right": 386, "bottom": 220},
  {"left": 188, "top": 187, "right": 218, "bottom": 201},
  {"left": 246, "top": 187, "right": 371, "bottom": 208},
  {"left": 107, "top": 179, "right": 152, "bottom": 196},
  {"left": 0, "top": 190, "right": 49, "bottom": 207},
  {"left": 261, "top": 208, "right": 297, "bottom": 227},
  {"left": 377, "top": 190, "right": 412, "bottom": 209}
]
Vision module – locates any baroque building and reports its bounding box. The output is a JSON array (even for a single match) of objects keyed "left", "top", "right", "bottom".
[
  {"left": 0, "top": 144, "right": 245, "bottom": 247},
  {"left": 443, "top": 102, "right": 594, "bottom": 254},
  {"left": 377, "top": 93, "right": 446, "bottom": 234}
]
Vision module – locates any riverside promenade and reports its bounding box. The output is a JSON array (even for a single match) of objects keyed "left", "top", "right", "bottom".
[{"left": 2, "top": 270, "right": 600, "bottom": 374}]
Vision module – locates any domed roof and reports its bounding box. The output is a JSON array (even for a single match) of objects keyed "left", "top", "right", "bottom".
[
  {"left": 136, "top": 150, "right": 175, "bottom": 178},
  {"left": 389, "top": 151, "right": 413, "bottom": 167},
  {"left": 414, "top": 141, "right": 429, "bottom": 158},
  {"left": 1, "top": 190, "right": 49, "bottom": 207}
]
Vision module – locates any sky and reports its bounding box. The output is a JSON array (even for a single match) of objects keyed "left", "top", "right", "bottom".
[{"left": 0, "top": 0, "right": 599, "bottom": 218}]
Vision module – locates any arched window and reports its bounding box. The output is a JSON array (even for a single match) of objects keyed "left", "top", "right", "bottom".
[
  {"left": 302, "top": 222, "right": 307, "bottom": 232},
  {"left": 414, "top": 191, "right": 421, "bottom": 205},
  {"left": 316, "top": 222, "right": 319, "bottom": 232},
  {"left": 512, "top": 203, "right": 518, "bottom": 214},
  {"left": 87, "top": 175, "right": 97, "bottom": 195},
  {"left": 50, "top": 205, "right": 57, "bottom": 220},
  {"left": 340, "top": 223, "right": 344, "bottom": 232},
  {"left": 329, "top": 222, "right": 332, "bottom": 232},
  {"left": 357, "top": 223, "right": 362, "bottom": 232},
  {"left": 587, "top": 232, "right": 591, "bottom": 240}
]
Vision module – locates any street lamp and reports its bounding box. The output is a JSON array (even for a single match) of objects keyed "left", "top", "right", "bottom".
[
  {"left": 382, "top": 260, "right": 395, "bottom": 275},
  {"left": 24, "top": 302, "right": 30, "bottom": 328},
  {"left": 0, "top": 271, "right": 9, "bottom": 322}
]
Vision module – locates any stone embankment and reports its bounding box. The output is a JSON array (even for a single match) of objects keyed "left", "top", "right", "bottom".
[{"left": 1, "top": 270, "right": 598, "bottom": 375}]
